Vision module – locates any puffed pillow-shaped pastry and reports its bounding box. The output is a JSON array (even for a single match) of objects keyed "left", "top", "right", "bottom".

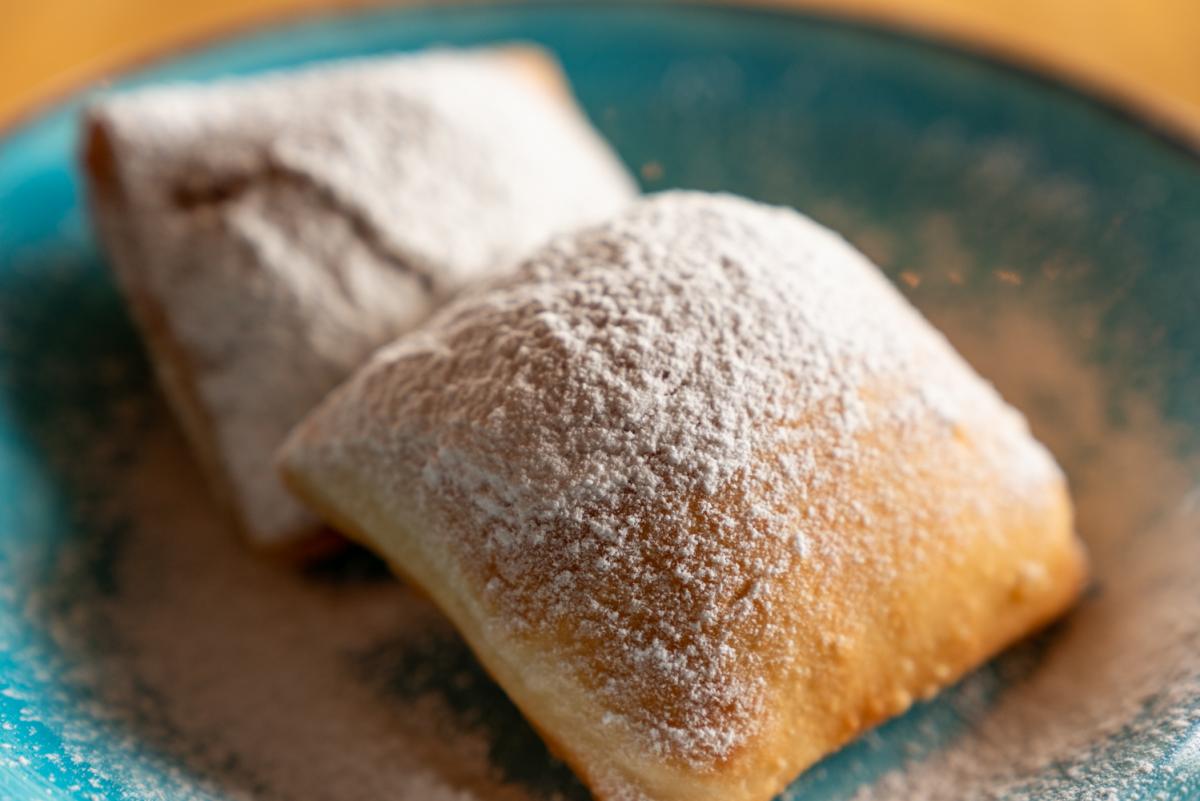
[
  {"left": 83, "top": 46, "right": 636, "bottom": 549},
  {"left": 278, "top": 192, "right": 1087, "bottom": 801}
]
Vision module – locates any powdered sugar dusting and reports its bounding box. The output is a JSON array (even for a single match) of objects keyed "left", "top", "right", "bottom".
[
  {"left": 88, "top": 48, "right": 636, "bottom": 544},
  {"left": 295, "top": 192, "right": 1063, "bottom": 765}
]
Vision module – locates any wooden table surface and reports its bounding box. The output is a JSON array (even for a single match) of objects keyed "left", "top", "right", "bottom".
[{"left": 2, "top": 0, "right": 1199, "bottom": 140}]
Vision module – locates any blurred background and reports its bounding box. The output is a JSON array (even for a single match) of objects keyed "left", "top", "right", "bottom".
[{"left": 2, "top": 0, "right": 1199, "bottom": 136}]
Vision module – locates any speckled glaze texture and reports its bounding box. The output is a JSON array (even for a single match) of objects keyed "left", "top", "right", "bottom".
[{"left": 0, "top": 5, "right": 1197, "bottom": 801}]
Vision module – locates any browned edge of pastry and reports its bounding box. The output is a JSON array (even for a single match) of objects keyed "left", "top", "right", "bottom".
[
  {"left": 493, "top": 44, "right": 574, "bottom": 104},
  {"left": 276, "top": 459, "right": 600, "bottom": 768}
]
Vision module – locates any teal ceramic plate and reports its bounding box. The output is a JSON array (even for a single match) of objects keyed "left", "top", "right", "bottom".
[{"left": 1, "top": 4, "right": 1198, "bottom": 800}]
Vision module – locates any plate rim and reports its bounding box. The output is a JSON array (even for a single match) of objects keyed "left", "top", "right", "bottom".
[{"left": 1, "top": 0, "right": 1199, "bottom": 161}]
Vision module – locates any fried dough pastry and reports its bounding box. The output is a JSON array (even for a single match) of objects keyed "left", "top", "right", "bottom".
[{"left": 280, "top": 192, "right": 1086, "bottom": 800}]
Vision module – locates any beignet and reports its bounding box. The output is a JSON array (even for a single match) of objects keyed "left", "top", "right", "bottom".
[
  {"left": 83, "top": 46, "right": 636, "bottom": 547},
  {"left": 279, "top": 192, "right": 1086, "bottom": 800}
]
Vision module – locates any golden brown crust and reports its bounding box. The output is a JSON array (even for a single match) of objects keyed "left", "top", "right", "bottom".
[
  {"left": 282, "top": 403, "right": 1085, "bottom": 801},
  {"left": 708, "top": 429, "right": 1085, "bottom": 800},
  {"left": 279, "top": 462, "right": 638, "bottom": 794}
]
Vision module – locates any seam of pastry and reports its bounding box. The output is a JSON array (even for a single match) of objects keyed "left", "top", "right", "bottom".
[{"left": 171, "top": 155, "right": 440, "bottom": 296}]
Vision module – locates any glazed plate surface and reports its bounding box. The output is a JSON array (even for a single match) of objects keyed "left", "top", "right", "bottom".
[{"left": 0, "top": 4, "right": 1197, "bottom": 800}]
